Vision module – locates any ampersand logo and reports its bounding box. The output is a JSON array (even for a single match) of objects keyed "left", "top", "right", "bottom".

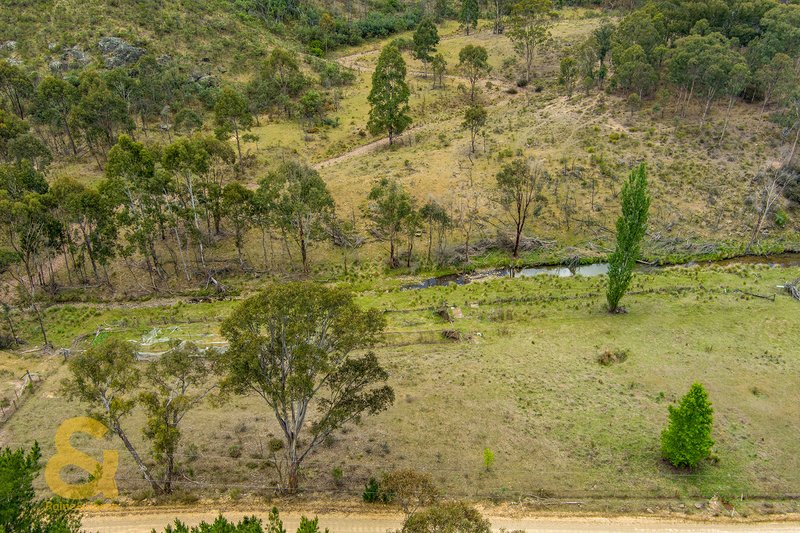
[{"left": 44, "top": 417, "right": 119, "bottom": 499}]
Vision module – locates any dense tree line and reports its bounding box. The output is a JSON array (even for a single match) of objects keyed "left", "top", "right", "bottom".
[{"left": 563, "top": 0, "right": 800, "bottom": 137}]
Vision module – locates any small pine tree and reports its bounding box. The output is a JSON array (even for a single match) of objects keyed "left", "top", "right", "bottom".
[
  {"left": 661, "top": 383, "right": 715, "bottom": 469},
  {"left": 606, "top": 162, "right": 650, "bottom": 312},
  {"left": 483, "top": 447, "right": 495, "bottom": 470}
]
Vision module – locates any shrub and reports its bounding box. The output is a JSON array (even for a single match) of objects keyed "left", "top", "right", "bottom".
[
  {"left": 332, "top": 466, "right": 343, "bottom": 487},
  {"left": 597, "top": 348, "right": 629, "bottom": 366},
  {"left": 774, "top": 209, "right": 788, "bottom": 227},
  {"left": 403, "top": 501, "right": 491, "bottom": 533},
  {"left": 380, "top": 469, "right": 438, "bottom": 518},
  {"left": 362, "top": 477, "right": 382, "bottom": 503},
  {"left": 228, "top": 444, "right": 243, "bottom": 458},
  {"left": 161, "top": 515, "right": 263, "bottom": 532},
  {"left": 661, "top": 383, "right": 714, "bottom": 469},
  {"left": 296, "top": 516, "right": 327, "bottom": 533},
  {"left": 483, "top": 448, "right": 495, "bottom": 471}
]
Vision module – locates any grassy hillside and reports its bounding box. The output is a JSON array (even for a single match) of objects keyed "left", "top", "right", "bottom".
[
  {"left": 4, "top": 0, "right": 278, "bottom": 72},
  {"left": 2, "top": 264, "right": 799, "bottom": 513}
]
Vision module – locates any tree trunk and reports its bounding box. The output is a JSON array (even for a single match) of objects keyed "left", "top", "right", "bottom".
[{"left": 113, "top": 422, "right": 163, "bottom": 494}]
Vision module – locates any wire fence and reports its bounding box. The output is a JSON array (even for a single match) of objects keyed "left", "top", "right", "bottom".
[{"left": 0, "top": 369, "right": 41, "bottom": 427}]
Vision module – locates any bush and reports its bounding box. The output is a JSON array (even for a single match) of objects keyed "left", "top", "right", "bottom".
[
  {"left": 483, "top": 448, "right": 495, "bottom": 471},
  {"left": 661, "top": 383, "right": 714, "bottom": 469},
  {"left": 296, "top": 516, "right": 327, "bottom": 533},
  {"left": 597, "top": 348, "right": 629, "bottom": 366},
  {"left": 228, "top": 444, "right": 243, "bottom": 458},
  {"left": 774, "top": 209, "right": 788, "bottom": 227},
  {"left": 161, "top": 515, "right": 263, "bottom": 532},
  {"left": 362, "top": 477, "right": 383, "bottom": 503},
  {"left": 380, "top": 469, "right": 438, "bottom": 516},
  {"left": 331, "top": 466, "right": 343, "bottom": 487},
  {"left": 402, "top": 501, "right": 491, "bottom": 533}
]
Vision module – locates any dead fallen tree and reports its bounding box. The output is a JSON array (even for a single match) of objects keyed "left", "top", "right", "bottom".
[{"left": 778, "top": 279, "right": 800, "bottom": 301}]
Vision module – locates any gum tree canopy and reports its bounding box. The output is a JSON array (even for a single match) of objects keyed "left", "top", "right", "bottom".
[{"left": 219, "top": 282, "right": 394, "bottom": 493}]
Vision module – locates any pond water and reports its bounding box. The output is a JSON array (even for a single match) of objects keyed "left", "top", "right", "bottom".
[{"left": 403, "top": 253, "right": 800, "bottom": 290}]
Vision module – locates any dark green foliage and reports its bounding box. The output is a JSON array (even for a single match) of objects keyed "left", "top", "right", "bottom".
[
  {"left": 362, "top": 477, "right": 383, "bottom": 503},
  {"left": 661, "top": 383, "right": 715, "bottom": 469},
  {"left": 0, "top": 443, "right": 82, "bottom": 532},
  {"left": 367, "top": 44, "right": 411, "bottom": 145},
  {"left": 296, "top": 516, "right": 328, "bottom": 533},
  {"left": 606, "top": 163, "right": 650, "bottom": 312},
  {"left": 246, "top": 49, "right": 307, "bottom": 118},
  {"left": 412, "top": 18, "right": 440, "bottom": 77},
  {"left": 460, "top": 0, "right": 480, "bottom": 35},
  {"left": 403, "top": 501, "right": 491, "bottom": 533},
  {"left": 158, "top": 515, "right": 265, "bottom": 533}
]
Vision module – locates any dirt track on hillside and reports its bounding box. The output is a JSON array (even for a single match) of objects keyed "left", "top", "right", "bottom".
[{"left": 81, "top": 509, "right": 800, "bottom": 533}]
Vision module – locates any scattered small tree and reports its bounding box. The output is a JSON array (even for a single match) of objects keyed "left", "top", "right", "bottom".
[
  {"left": 218, "top": 282, "right": 394, "bottom": 493},
  {"left": 460, "top": 0, "right": 480, "bottom": 35},
  {"left": 413, "top": 18, "right": 440, "bottom": 78},
  {"left": 431, "top": 53, "right": 447, "bottom": 89},
  {"left": 495, "top": 158, "right": 548, "bottom": 257},
  {"left": 661, "top": 383, "right": 714, "bottom": 469},
  {"left": 61, "top": 339, "right": 164, "bottom": 493},
  {"left": 365, "top": 177, "right": 417, "bottom": 267},
  {"left": 559, "top": 56, "right": 578, "bottom": 98},
  {"left": 462, "top": 105, "right": 487, "bottom": 153},
  {"left": 606, "top": 162, "right": 650, "bottom": 313},
  {"left": 483, "top": 447, "right": 495, "bottom": 470},
  {"left": 139, "top": 342, "right": 215, "bottom": 494},
  {"left": 420, "top": 198, "right": 451, "bottom": 264},
  {"left": 272, "top": 161, "right": 336, "bottom": 272},
  {"left": 458, "top": 45, "right": 491, "bottom": 102},
  {"left": 507, "top": 0, "right": 553, "bottom": 84},
  {"left": 368, "top": 44, "right": 412, "bottom": 146},
  {"left": 213, "top": 86, "right": 253, "bottom": 170},
  {"left": 222, "top": 182, "right": 255, "bottom": 268}
]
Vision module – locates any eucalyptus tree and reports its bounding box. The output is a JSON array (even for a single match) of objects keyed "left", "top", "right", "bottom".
[
  {"left": 33, "top": 76, "right": 80, "bottom": 156},
  {"left": 139, "top": 342, "right": 215, "bottom": 494},
  {"left": 458, "top": 45, "right": 490, "bottom": 102},
  {"left": 460, "top": 0, "right": 479, "bottom": 35},
  {"left": 271, "top": 161, "right": 335, "bottom": 272},
  {"left": 495, "top": 158, "right": 548, "bottom": 258},
  {"left": 365, "top": 177, "right": 417, "bottom": 268},
  {"left": 222, "top": 182, "right": 255, "bottom": 268},
  {"left": 214, "top": 87, "right": 253, "bottom": 169},
  {"left": 367, "top": 44, "right": 411, "bottom": 146},
  {"left": 219, "top": 282, "right": 393, "bottom": 493},
  {"left": 420, "top": 199, "right": 451, "bottom": 264},
  {"left": 507, "top": 0, "right": 553, "bottom": 84},
  {"left": 105, "top": 135, "right": 168, "bottom": 283}
]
